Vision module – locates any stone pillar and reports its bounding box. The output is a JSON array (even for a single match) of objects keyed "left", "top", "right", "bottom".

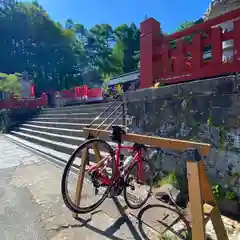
[{"left": 140, "top": 18, "right": 161, "bottom": 89}]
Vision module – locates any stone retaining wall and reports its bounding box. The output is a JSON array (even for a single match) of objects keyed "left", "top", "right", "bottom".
[{"left": 125, "top": 74, "right": 240, "bottom": 195}]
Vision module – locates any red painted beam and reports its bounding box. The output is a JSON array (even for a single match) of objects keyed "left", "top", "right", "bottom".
[{"left": 165, "top": 8, "right": 240, "bottom": 41}]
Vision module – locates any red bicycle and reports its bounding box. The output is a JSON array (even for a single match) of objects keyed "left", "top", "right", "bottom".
[{"left": 61, "top": 126, "right": 154, "bottom": 214}]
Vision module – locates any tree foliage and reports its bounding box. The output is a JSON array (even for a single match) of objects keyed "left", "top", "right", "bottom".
[
  {"left": 0, "top": 1, "right": 194, "bottom": 94},
  {"left": 0, "top": 73, "right": 21, "bottom": 96},
  {"left": 0, "top": 1, "right": 140, "bottom": 93},
  {"left": 175, "top": 21, "right": 194, "bottom": 32}
]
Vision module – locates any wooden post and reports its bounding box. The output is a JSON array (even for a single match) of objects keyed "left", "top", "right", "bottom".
[
  {"left": 92, "top": 141, "right": 102, "bottom": 162},
  {"left": 186, "top": 148, "right": 228, "bottom": 240},
  {"left": 186, "top": 149, "right": 206, "bottom": 239},
  {"left": 73, "top": 138, "right": 102, "bottom": 218},
  {"left": 72, "top": 147, "right": 88, "bottom": 218}
]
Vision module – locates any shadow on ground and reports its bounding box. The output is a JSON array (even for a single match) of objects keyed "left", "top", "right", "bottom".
[{"left": 52, "top": 196, "right": 191, "bottom": 240}]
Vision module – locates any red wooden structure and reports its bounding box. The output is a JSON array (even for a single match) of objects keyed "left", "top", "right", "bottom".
[
  {"left": 87, "top": 87, "right": 103, "bottom": 99},
  {"left": 0, "top": 86, "right": 103, "bottom": 109},
  {"left": 75, "top": 85, "right": 102, "bottom": 100},
  {"left": 140, "top": 8, "right": 240, "bottom": 88},
  {"left": 0, "top": 93, "right": 48, "bottom": 109},
  {"left": 56, "top": 89, "right": 75, "bottom": 99}
]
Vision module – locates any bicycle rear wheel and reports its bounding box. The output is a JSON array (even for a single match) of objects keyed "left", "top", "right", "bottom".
[
  {"left": 61, "top": 138, "right": 115, "bottom": 214},
  {"left": 124, "top": 159, "right": 153, "bottom": 209}
]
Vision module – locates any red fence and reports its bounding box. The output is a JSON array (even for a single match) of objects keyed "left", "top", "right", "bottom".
[
  {"left": 75, "top": 85, "right": 88, "bottom": 98},
  {"left": 0, "top": 86, "right": 103, "bottom": 109},
  {"left": 87, "top": 88, "right": 103, "bottom": 99},
  {"left": 140, "top": 8, "right": 240, "bottom": 88},
  {"left": 75, "top": 86, "right": 103, "bottom": 99},
  {"left": 0, "top": 93, "right": 48, "bottom": 110},
  {"left": 56, "top": 89, "right": 75, "bottom": 99}
]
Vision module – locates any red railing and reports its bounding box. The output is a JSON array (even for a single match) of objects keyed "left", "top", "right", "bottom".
[
  {"left": 140, "top": 8, "right": 240, "bottom": 88},
  {"left": 75, "top": 85, "right": 87, "bottom": 98},
  {"left": 0, "top": 93, "right": 48, "bottom": 110},
  {"left": 0, "top": 85, "right": 103, "bottom": 109},
  {"left": 75, "top": 86, "right": 103, "bottom": 99},
  {"left": 56, "top": 89, "right": 75, "bottom": 99},
  {"left": 87, "top": 88, "right": 103, "bottom": 99}
]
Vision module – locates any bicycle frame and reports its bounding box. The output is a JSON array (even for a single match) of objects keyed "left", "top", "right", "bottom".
[{"left": 86, "top": 143, "right": 145, "bottom": 186}]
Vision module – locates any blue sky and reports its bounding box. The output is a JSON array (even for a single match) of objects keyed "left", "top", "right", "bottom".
[{"left": 30, "top": 0, "right": 211, "bottom": 33}]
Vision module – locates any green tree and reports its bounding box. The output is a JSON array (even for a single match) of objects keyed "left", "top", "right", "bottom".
[
  {"left": 0, "top": 73, "right": 21, "bottom": 96},
  {"left": 170, "top": 21, "right": 195, "bottom": 48},
  {"left": 0, "top": 1, "right": 142, "bottom": 93},
  {"left": 114, "top": 23, "right": 140, "bottom": 73},
  {"left": 0, "top": 1, "right": 81, "bottom": 92},
  {"left": 176, "top": 21, "right": 194, "bottom": 32}
]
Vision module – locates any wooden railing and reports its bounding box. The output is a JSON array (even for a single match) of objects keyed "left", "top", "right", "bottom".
[{"left": 140, "top": 8, "right": 240, "bottom": 88}]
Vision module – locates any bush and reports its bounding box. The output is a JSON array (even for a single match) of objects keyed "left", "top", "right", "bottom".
[{"left": 0, "top": 72, "right": 21, "bottom": 97}]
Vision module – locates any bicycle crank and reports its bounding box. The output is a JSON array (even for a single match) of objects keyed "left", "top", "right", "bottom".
[{"left": 109, "top": 176, "right": 125, "bottom": 196}]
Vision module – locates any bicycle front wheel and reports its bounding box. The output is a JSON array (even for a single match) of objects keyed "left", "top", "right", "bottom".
[
  {"left": 124, "top": 159, "right": 153, "bottom": 209},
  {"left": 61, "top": 138, "right": 115, "bottom": 214}
]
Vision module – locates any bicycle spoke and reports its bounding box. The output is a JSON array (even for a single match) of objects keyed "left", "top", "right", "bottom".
[{"left": 61, "top": 139, "right": 115, "bottom": 214}]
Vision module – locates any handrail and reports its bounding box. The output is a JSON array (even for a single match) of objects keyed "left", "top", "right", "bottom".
[
  {"left": 104, "top": 112, "right": 123, "bottom": 131},
  {"left": 86, "top": 95, "right": 121, "bottom": 128},
  {"left": 95, "top": 103, "right": 122, "bottom": 129},
  {"left": 84, "top": 127, "right": 211, "bottom": 156}
]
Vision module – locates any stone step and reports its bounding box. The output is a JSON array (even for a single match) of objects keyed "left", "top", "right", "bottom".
[
  {"left": 42, "top": 101, "right": 107, "bottom": 110},
  {"left": 25, "top": 120, "right": 125, "bottom": 130},
  {"left": 11, "top": 130, "right": 77, "bottom": 155},
  {"left": 21, "top": 124, "right": 84, "bottom": 138},
  {"left": 5, "top": 133, "right": 72, "bottom": 164},
  {"left": 42, "top": 101, "right": 123, "bottom": 114},
  {"left": 38, "top": 110, "right": 126, "bottom": 119},
  {"left": 42, "top": 106, "right": 109, "bottom": 114},
  {"left": 17, "top": 127, "right": 117, "bottom": 148},
  {"left": 61, "top": 101, "right": 122, "bottom": 109},
  {"left": 4, "top": 134, "right": 108, "bottom": 168},
  {"left": 10, "top": 130, "right": 113, "bottom": 157},
  {"left": 20, "top": 123, "right": 119, "bottom": 142},
  {"left": 30, "top": 117, "right": 124, "bottom": 125}
]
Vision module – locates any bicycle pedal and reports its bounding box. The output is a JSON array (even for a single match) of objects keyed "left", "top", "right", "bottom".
[
  {"left": 130, "top": 185, "right": 135, "bottom": 191},
  {"left": 125, "top": 182, "right": 135, "bottom": 191},
  {"left": 108, "top": 188, "right": 115, "bottom": 198}
]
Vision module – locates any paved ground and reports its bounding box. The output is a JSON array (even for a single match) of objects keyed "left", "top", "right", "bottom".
[
  {"left": 1, "top": 135, "right": 239, "bottom": 240},
  {"left": 0, "top": 135, "right": 182, "bottom": 240}
]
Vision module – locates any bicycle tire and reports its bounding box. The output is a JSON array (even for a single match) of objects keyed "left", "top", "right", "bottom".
[
  {"left": 123, "top": 158, "right": 153, "bottom": 209},
  {"left": 61, "top": 138, "right": 115, "bottom": 214}
]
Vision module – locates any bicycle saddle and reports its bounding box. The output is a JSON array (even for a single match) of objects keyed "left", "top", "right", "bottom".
[{"left": 111, "top": 125, "right": 126, "bottom": 143}]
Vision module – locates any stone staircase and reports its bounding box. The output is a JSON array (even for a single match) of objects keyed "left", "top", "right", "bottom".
[{"left": 5, "top": 101, "right": 127, "bottom": 164}]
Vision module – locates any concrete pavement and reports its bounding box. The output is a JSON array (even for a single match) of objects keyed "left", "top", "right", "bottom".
[
  {"left": 1, "top": 134, "right": 239, "bottom": 240},
  {"left": 0, "top": 135, "right": 164, "bottom": 240}
]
